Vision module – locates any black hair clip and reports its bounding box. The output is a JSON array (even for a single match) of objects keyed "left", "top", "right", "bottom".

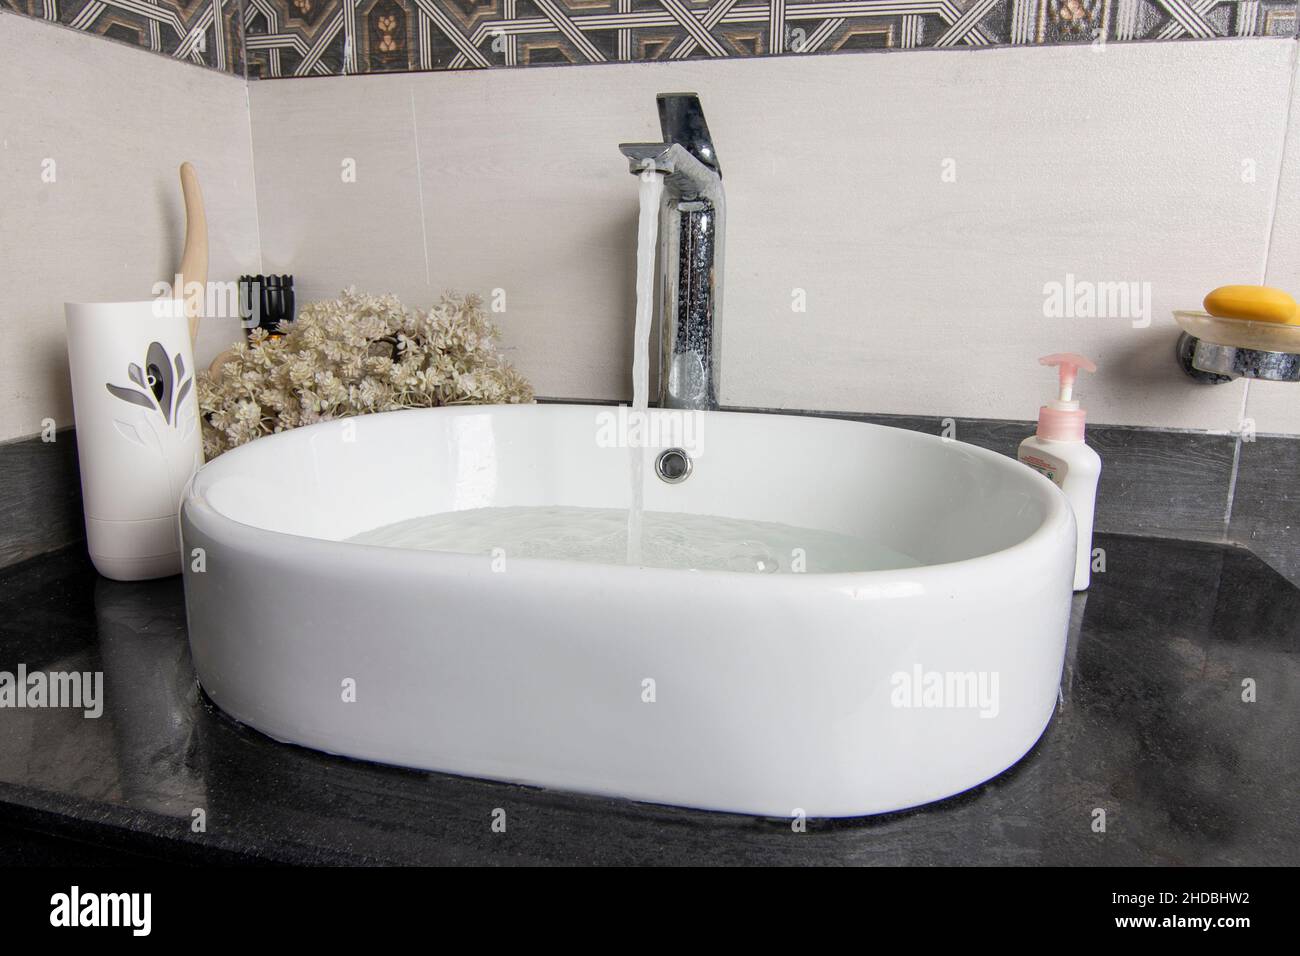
[{"left": 238, "top": 274, "right": 295, "bottom": 337}]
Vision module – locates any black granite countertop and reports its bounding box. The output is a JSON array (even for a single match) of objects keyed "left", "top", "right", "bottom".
[{"left": 0, "top": 532, "right": 1296, "bottom": 866}]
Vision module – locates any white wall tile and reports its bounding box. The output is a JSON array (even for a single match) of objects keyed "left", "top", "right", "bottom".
[
  {"left": 408, "top": 68, "right": 657, "bottom": 402},
  {"left": 0, "top": 13, "right": 260, "bottom": 442},
  {"left": 13, "top": 25, "right": 1294, "bottom": 436},
  {"left": 711, "top": 40, "right": 1289, "bottom": 432},
  {"left": 1245, "top": 378, "right": 1300, "bottom": 436},
  {"left": 249, "top": 39, "right": 1294, "bottom": 430},
  {"left": 248, "top": 72, "right": 431, "bottom": 311},
  {"left": 1254, "top": 41, "right": 1300, "bottom": 436}
]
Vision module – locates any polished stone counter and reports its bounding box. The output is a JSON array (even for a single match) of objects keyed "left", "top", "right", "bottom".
[{"left": 0, "top": 532, "right": 1296, "bottom": 865}]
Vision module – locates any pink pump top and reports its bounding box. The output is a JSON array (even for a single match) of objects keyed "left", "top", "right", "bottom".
[{"left": 1036, "top": 353, "right": 1097, "bottom": 442}]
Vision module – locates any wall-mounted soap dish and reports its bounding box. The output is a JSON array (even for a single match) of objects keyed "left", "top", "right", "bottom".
[{"left": 1174, "top": 310, "right": 1300, "bottom": 384}]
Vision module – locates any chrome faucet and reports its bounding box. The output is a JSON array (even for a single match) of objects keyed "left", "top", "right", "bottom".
[{"left": 619, "top": 93, "right": 725, "bottom": 411}]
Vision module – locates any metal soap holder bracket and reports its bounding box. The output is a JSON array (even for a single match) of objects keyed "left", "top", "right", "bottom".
[{"left": 1174, "top": 311, "right": 1300, "bottom": 384}]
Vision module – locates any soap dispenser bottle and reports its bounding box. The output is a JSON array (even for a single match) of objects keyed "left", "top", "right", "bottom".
[{"left": 1018, "top": 353, "right": 1101, "bottom": 591}]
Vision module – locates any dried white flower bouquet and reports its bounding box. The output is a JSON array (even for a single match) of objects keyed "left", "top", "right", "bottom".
[{"left": 198, "top": 288, "right": 534, "bottom": 458}]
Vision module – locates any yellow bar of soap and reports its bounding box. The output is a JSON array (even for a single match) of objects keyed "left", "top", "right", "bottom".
[{"left": 1203, "top": 285, "right": 1300, "bottom": 325}]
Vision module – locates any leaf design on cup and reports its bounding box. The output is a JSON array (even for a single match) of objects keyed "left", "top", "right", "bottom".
[
  {"left": 106, "top": 341, "right": 193, "bottom": 428},
  {"left": 105, "top": 384, "right": 155, "bottom": 411},
  {"left": 145, "top": 341, "right": 173, "bottom": 423}
]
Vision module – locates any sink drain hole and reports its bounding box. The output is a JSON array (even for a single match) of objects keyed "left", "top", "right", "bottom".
[{"left": 655, "top": 448, "right": 693, "bottom": 484}]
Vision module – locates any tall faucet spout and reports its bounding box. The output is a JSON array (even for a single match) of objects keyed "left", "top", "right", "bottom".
[
  {"left": 618, "top": 94, "right": 725, "bottom": 412},
  {"left": 657, "top": 93, "right": 720, "bottom": 175},
  {"left": 618, "top": 142, "right": 722, "bottom": 202}
]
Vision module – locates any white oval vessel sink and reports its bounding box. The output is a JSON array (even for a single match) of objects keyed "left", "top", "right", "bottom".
[{"left": 181, "top": 404, "right": 1075, "bottom": 817}]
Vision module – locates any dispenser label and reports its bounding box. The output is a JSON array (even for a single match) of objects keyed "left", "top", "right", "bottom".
[{"left": 1020, "top": 452, "right": 1067, "bottom": 487}]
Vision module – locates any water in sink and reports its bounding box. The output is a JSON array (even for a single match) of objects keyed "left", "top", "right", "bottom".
[{"left": 347, "top": 505, "right": 920, "bottom": 574}]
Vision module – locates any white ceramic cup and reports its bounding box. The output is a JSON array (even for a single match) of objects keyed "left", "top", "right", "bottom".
[{"left": 65, "top": 300, "right": 203, "bottom": 580}]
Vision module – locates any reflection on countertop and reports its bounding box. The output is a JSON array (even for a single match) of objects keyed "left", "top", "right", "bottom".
[{"left": 0, "top": 532, "right": 1296, "bottom": 866}]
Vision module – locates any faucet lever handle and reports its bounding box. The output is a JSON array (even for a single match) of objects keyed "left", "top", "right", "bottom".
[{"left": 656, "top": 93, "right": 720, "bottom": 176}]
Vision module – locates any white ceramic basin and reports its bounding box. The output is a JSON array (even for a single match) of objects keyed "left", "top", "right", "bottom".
[{"left": 181, "top": 404, "right": 1075, "bottom": 817}]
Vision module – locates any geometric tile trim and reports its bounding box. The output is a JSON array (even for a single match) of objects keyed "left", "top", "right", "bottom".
[
  {"left": 3, "top": 0, "right": 1297, "bottom": 79},
  {"left": 242, "top": 0, "right": 1298, "bottom": 78},
  {"left": 1, "top": 0, "right": 246, "bottom": 74}
]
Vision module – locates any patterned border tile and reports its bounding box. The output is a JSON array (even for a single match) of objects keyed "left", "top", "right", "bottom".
[
  {"left": 4, "top": 0, "right": 1297, "bottom": 78},
  {"left": 241, "top": 0, "right": 1299, "bottom": 78},
  {"left": 0, "top": 0, "right": 246, "bottom": 74}
]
